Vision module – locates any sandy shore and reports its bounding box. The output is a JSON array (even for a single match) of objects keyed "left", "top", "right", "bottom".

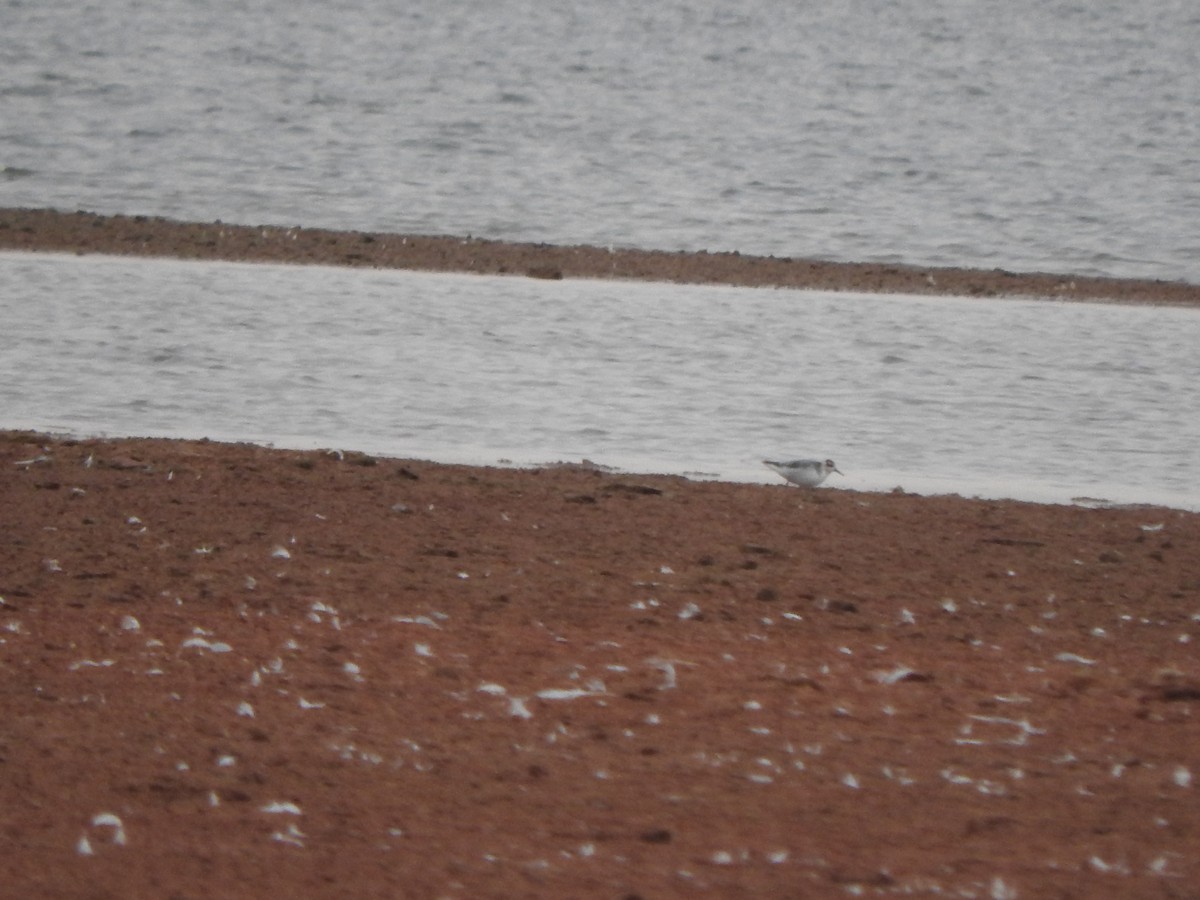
[
  {"left": 3, "top": 207, "right": 1199, "bottom": 305},
  {"left": 3, "top": 431, "right": 1199, "bottom": 898}
]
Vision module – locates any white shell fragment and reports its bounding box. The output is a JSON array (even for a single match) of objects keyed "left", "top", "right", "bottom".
[
  {"left": 92, "top": 813, "right": 127, "bottom": 846},
  {"left": 181, "top": 636, "right": 232, "bottom": 653},
  {"left": 261, "top": 801, "right": 302, "bottom": 815},
  {"left": 1054, "top": 652, "right": 1097, "bottom": 666}
]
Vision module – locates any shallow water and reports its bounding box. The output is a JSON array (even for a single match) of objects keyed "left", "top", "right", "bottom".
[
  {"left": 2, "top": 0, "right": 1199, "bottom": 281},
  {"left": 4, "top": 252, "right": 1198, "bottom": 509}
]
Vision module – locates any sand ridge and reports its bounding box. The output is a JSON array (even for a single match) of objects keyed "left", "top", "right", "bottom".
[{"left": 3, "top": 207, "right": 1200, "bottom": 305}]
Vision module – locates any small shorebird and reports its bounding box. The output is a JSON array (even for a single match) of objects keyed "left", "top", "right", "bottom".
[{"left": 763, "top": 458, "right": 843, "bottom": 487}]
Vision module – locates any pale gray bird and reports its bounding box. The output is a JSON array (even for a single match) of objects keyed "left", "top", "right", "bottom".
[{"left": 763, "top": 458, "right": 843, "bottom": 487}]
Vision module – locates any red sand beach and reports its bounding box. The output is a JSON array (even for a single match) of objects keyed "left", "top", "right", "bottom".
[{"left": 2, "top": 432, "right": 1198, "bottom": 898}]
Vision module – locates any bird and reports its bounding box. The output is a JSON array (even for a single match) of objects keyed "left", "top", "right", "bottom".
[{"left": 763, "top": 458, "right": 843, "bottom": 487}]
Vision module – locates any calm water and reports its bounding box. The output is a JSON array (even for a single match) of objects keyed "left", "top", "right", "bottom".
[
  {"left": 4, "top": 252, "right": 1198, "bottom": 510},
  {"left": 2, "top": 0, "right": 1199, "bottom": 282}
]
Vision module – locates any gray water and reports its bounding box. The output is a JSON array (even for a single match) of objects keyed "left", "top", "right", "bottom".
[
  {"left": 4, "top": 252, "right": 1198, "bottom": 510},
  {"left": 2, "top": 0, "right": 1199, "bottom": 282}
]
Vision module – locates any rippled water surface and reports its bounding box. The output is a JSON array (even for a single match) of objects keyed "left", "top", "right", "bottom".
[
  {"left": 4, "top": 252, "right": 1198, "bottom": 509},
  {"left": 2, "top": 0, "right": 1199, "bottom": 281}
]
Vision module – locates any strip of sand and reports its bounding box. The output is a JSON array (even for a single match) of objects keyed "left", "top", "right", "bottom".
[{"left": 3, "top": 207, "right": 1198, "bottom": 305}]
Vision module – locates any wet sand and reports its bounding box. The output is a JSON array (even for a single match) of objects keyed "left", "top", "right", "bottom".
[
  {"left": 3, "top": 431, "right": 1198, "bottom": 898},
  {"left": 3, "top": 207, "right": 1199, "bottom": 305},
  {"left": 2, "top": 211, "right": 1199, "bottom": 897}
]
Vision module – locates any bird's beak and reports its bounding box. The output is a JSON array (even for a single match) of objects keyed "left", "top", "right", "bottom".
[{"left": 833, "top": 467, "right": 844, "bottom": 476}]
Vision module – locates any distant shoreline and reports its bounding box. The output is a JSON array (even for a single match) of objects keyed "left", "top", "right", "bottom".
[{"left": 2, "top": 207, "right": 1198, "bottom": 306}]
